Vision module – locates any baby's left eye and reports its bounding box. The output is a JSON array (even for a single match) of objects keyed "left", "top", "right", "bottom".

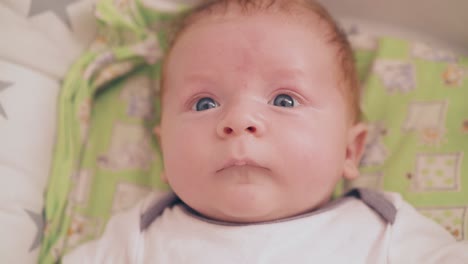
[
  {"left": 269, "top": 94, "right": 299, "bottom": 108},
  {"left": 192, "top": 97, "right": 219, "bottom": 111}
]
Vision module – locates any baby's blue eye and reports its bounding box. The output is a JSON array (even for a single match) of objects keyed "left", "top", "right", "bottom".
[
  {"left": 193, "top": 97, "right": 219, "bottom": 111},
  {"left": 271, "top": 94, "right": 296, "bottom": 108}
]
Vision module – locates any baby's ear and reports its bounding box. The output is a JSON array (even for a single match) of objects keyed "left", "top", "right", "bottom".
[{"left": 343, "top": 123, "right": 368, "bottom": 180}]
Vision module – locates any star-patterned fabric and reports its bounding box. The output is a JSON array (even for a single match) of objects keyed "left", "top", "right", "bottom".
[
  {"left": 0, "top": 0, "right": 83, "bottom": 262},
  {"left": 28, "top": 0, "right": 79, "bottom": 28},
  {"left": 0, "top": 81, "right": 12, "bottom": 119},
  {"left": 25, "top": 209, "right": 44, "bottom": 252}
]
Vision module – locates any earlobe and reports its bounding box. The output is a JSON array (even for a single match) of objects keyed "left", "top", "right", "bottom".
[
  {"left": 343, "top": 161, "right": 360, "bottom": 180},
  {"left": 343, "top": 123, "right": 368, "bottom": 180}
]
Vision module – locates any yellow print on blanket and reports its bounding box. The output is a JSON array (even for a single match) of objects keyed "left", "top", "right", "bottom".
[
  {"left": 443, "top": 64, "right": 467, "bottom": 87},
  {"left": 462, "top": 119, "right": 468, "bottom": 134},
  {"left": 419, "top": 207, "right": 468, "bottom": 241},
  {"left": 411, "top": 153, "right": 463, "bottom": 192},
  {"left": 66, "top": 214, "right": 104, "bottom": 252},
  {"left": 402, "top": 100, "right": 448, "bottom": 147}
]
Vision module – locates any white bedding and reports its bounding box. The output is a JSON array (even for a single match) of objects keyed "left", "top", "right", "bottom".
[{"left": 0, "top": 0, "right": 96, "bottom": 262}]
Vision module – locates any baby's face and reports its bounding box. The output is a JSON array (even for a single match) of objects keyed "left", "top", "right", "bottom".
[{"left": 159, "top": 11, "right": 365, "bottom": 222}]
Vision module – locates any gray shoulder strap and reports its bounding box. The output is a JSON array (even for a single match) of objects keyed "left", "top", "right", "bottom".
[
  {"left": 346, "top": 188, "right": 397, "bottom": 224},
  {"left": 140, "top": 192, "right": 180, "bottom": 232}
]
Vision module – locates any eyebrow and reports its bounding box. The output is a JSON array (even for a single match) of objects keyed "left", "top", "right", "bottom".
[
  {"left": 183, "top": 68, "right": 306, "bottom": 81},
  {"left": 175, "top": 73, "right": 217, "bottom": 103},
  {"left": 177, "top": 68, "right": 309, "bottom": 97},
  {"left": 268, "top": 68, "right": 307, "bottom": 79},
  {"left": 262, "top": 68, "right": 311, "bottom": 85},
  {"left": 182, "top": 73, "right": 215, "bottom": 84}
]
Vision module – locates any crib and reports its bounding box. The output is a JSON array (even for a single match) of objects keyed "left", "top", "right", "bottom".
[{"left": 0, "top": 0, "right": 467, "bottom": 263}]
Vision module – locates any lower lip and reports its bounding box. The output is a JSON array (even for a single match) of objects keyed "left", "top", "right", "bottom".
[{"left": 217, "top": 165, "right": 267, "bottom": 184}]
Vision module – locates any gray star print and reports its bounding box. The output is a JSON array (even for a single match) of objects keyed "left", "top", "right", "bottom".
[
  {"left": 25, "top": 209, "right": 44, "bottom": 252},
  {"left": 28, "top": 0, "right": 79, "bottom": 28},
  {"left": 0, "top": 81, "right": 12, "bottom": 120}
]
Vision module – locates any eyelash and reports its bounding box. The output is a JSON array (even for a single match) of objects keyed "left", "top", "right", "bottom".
[
  {"left": 270, "top": 89, "right": 305, "bottom": 105},
  {"left": 187, "top": 89, "right": 305, "bottom": 110},
  {"left": 187, "top": 93, "right": 219, "bottom": 110}
]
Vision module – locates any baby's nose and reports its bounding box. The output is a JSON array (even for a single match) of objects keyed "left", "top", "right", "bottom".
[
  {"left": 221, "top": 125, "right": 257, "bottom": 135},
  {"left": 216, "top": 109, "right": 266, "bottom": 138}
]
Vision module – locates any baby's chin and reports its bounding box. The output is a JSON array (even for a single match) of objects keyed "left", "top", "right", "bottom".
[
  {"left": 193, "top": 186, "right": 294, "bottom": 223},
  {"left": 189, "top": 184, "right": 333, "bottom": 224}
]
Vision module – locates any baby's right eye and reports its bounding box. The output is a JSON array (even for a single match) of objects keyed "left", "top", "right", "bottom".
[{"left": 192, "top": 97, "right": 219, "bottom": 111}]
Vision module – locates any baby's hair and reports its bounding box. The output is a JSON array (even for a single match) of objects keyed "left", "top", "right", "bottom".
[{"left": 160, "top": 0, "right": 360, "bottom": 123}]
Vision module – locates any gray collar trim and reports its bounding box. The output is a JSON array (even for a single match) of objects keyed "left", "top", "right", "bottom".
[
  {"left": 140, "top": 192, "right": 180, "bottom": 232},
  {"left": 140, "top": 188, "right": 396, "bottom": 232},
  {"left": 346, "top": 188, "right": 396, "bottom": 224}
]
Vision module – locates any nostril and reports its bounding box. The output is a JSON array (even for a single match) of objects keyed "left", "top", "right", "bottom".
[
  {"left": 224, "top": 127, "right": 233, "bottom": 134},
  {"left": 246, "top": 126, "right": 256, "bottom": 133}
]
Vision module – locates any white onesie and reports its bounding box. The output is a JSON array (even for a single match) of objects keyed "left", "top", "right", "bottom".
[{"left": 63, "top": 189, "right": 468, "bottom": 263}]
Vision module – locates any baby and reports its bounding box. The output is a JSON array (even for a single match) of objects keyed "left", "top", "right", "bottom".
[{"left": 64, "top": 0, "right": 468, "bottom": 263}]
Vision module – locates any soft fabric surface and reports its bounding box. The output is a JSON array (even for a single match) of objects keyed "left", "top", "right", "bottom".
[
  {"left": 62, "top": 189, "right": 467, "bottom": 263},
  {"left": 0, "top": 1, "right": 84, "bottom": 262},
  {"left": 0, "top": 59, "right": 59, "bottom": 264}
]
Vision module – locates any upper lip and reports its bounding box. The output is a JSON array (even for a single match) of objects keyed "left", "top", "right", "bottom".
[{"left": 217, "top": 158, "right": 265, "bottom": 172}]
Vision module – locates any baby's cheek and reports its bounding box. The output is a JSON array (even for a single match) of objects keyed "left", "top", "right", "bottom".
[
  {"left": 165, "top": 127, "right": 213, "bottom": 174},
  {"left": 285, "top": 130, "right": 344, "bottom": 172}
]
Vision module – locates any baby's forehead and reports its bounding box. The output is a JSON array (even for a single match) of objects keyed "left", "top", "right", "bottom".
[
  {"left": 169, "top": 14, "right": 339, "bottom": 78},
  {"left": 176, "top": 3, "right": 335, "bottom": 61}
]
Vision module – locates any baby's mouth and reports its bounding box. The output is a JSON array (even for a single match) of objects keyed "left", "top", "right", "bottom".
[{"left": 217, "top": 158, "right": 267, "bottom": 173}]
